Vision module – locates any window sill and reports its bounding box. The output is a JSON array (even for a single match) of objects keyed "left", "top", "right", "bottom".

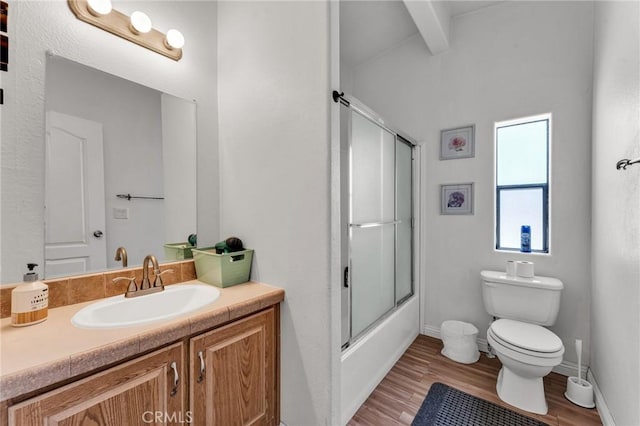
[{"left": 494, "top": 248, "right": 550, "bottom": 256}]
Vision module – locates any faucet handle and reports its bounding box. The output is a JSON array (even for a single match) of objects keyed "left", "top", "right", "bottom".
[
  {"left": 154, "top": 269, "right": 174, "bottom": 287},
  {"left": 112, "top": 276, "right": 137, "bottom": 293}
]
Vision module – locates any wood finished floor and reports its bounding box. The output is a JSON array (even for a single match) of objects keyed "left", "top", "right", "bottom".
[{"left": 348, "top": 335, "right": 602, "bottom": 426}]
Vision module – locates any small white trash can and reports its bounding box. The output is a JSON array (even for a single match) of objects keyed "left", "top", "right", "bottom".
[{"left": 441, "top": 320, "right": 480, "bottom": 364}]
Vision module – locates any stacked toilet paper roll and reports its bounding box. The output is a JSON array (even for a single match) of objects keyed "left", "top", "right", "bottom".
[
  {"left": 515, "top": 260, "right": 534, "bottom": 278},
  {"left": 506, "top": 260, "right": 534, "bottom": 277}
]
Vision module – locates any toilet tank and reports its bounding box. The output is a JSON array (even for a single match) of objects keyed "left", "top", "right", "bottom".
[{"left": 481, "top": 270, "right": 563, "bottom": 326}]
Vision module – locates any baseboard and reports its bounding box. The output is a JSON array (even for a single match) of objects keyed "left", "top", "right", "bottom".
[
  {"left": 422, "top": 324, "right": 491, "bottom": 354},
  {"left": 420, "top": 324, "right": 441, "bottom": 339},
  {"left": 421, "top": 324, "right": 587, "bottom": 378},
  {"left": 553, "top": 360, "right": 587, "bottom": 379},
  {"left": 588, "top": 370, "right": 616, "bottom": 426}
]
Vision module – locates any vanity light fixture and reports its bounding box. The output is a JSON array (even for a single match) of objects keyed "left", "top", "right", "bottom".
[
  {"left": 165, "top": 29, "right": 185, "bottom": 50},
  {"left": 67, "top": 0, "right": 182, "bottom": 61},
  {"left": 86, "top": 0, "right": 112, "bottom": 16},
  {"left": 129, "top": 11, "right": 152, "bottom": 35}
]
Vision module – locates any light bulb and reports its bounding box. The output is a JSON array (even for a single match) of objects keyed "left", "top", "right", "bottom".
[
  {"left": 87, "top": 0, "right": 112, "bottom": 16},
  {"left": 165, "top": 29, "right": 185, "bottom": 50},
  {"left": 130, "top": 11, "right": 152, "bottom": 34}
]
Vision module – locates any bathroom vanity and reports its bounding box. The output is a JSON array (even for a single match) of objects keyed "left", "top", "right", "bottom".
[{"left": 0, "top": 280, "right": 283, "bottom": 425}]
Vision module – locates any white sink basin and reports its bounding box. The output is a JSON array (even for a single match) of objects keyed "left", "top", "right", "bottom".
[{"left": 71, "top": 284, "right": 220, "bottom": 329}]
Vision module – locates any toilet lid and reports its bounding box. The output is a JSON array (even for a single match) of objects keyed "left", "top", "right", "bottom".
[{"left": 491, "top": 319, "right": 563, "bottom": 353}]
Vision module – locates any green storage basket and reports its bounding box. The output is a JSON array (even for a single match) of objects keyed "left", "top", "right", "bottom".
[
  {"left": 192, "top": 248, "right": 254, "bottom": 288},
  {"left": 163, "top": 242, "right": 196, "bottom": 261}
]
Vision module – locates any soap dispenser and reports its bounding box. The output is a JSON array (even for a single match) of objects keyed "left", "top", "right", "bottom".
[{"left": 11, "top": 263, "right": 49, "bottom": 327}]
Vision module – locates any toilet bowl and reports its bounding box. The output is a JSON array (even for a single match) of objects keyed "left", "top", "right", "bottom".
[{"left": 487, "top": 319, "right": 564, "bottom": 414}]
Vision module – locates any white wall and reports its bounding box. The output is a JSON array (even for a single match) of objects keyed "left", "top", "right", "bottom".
[
  {"left": 591, "top": 2, "right": 640, "bottom": 425},
  {"left": 1, "top": 0, "right": 218, "bottom": 283},
  {"left": 45, "top": 57, "right": 166, "bottom": 268},
  {"left": 340, "top": 60, "right": 354, "bottom": 96},
  {"left": 217, "top": 2, "right": 336, "bottom": 425},
  {"left": 351, "top": 1, "right": 594, "bottom": 367}
]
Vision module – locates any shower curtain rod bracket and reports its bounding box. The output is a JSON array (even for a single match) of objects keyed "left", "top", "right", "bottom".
[{"left": 332, "top": 90, "right": 348, "bottom": 105}]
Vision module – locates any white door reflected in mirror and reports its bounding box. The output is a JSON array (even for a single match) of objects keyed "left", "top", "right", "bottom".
[{"left": 45, "top": 111, "right": 107, "bottom": 278}]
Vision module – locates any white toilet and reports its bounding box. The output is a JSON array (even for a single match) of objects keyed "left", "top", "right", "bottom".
[{"left": 481, "top": 270, "right": 564, "bottom": 415}]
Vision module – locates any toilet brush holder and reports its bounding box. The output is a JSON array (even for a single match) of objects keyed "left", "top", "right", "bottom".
[{"left": 565, "top": 376, "right": 595, "bottom": 408}]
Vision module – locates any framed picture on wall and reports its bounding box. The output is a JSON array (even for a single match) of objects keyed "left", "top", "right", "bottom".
[
  {"left": 0, "top": 1, "right": 7, "bottom": 72},
  {"left": 441, "top": 183, "right": 474, "bottom": 215},
  {"left": 1, "top": 1, "right": 7, "bottom": 33},
  {"left": 440, "top": 125, "right": 475, "bottom": 160},
  {"left": 0, "top": 35, "right": 7, "bottom": 72}
]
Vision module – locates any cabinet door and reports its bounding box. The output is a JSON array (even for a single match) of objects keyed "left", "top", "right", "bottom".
[
  {"left": 9, "top": 342, "right": 187, "bottom": 426},
  {"left": 190, "top": 307, "right": 278, "bottom": 426}
]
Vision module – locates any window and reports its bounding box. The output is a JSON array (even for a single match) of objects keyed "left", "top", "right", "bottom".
[{"left": 495, "top": 114, "right": 550, "bottom": 253}]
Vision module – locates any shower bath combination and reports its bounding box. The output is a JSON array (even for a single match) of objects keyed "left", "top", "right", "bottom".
[{"left": 337, "top": 92, "right": 417, "bottom": 349}]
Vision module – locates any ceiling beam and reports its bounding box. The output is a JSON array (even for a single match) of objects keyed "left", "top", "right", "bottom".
[{"left": 403, "top": 0, "right": 450, "bottom": 55}]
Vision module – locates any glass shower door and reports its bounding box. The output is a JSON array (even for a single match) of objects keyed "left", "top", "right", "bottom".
[
  {"left": 395, "top": 138, "right": 413, "bottom": 303},
  {"left": 349, "top": 111, "right": 397, "bottom": 338}
]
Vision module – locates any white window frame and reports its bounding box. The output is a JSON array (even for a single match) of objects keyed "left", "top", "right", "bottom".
[{"left": 494, "top": 113, "right": 551, "bottom": 254}]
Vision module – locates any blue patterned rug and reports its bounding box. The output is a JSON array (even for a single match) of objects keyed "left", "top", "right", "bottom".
[{"left": 412, "top": 383, "right": 549, "bottom": 426}]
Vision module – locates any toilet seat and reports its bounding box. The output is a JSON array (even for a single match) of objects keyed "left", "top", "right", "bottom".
[
  {"left": 488, "top": 331, "right": 563, "bottom": 368},
  {"left": 489, "top": 319, "right": 564, "bottom": 359}
]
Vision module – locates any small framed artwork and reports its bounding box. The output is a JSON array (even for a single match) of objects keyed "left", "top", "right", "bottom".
[
  {"left": 0, "top": 34, "right": 7, "bottom": 72},
  {"left": 0, "top": 1, "right": 7, "bottom": 33},
  {"left": 440, "top": 125, "right": 475, "bottom": 160},
  {"left": 441, "top": 183, "right": 474, "bottom": 215},
  {"left": 0, "top": 1, "right": 6, "bottom": 72}
]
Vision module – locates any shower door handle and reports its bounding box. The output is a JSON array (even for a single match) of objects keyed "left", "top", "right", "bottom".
[{"left": 343, "top": 266, "right": 349, "bottom": 288}]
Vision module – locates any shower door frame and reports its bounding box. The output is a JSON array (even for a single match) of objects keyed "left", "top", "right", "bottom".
[{"left": 342, "top": 96, "right": 416, "bottom": 350}]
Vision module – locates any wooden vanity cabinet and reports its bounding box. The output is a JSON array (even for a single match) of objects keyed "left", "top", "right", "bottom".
[
  {"left": 8, "top": 342, "right": 187, "bottom": 426},
  {"left": 190, "top": 307, "right": 279, "bottom": 426},
  {"left": 5, "top": 305, "right": 280, "bottom": 426}
]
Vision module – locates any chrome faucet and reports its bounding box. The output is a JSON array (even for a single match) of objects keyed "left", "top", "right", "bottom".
[
  {"left": 114, "top": 246, "right": 128, "bottom": 268},
  {"left": 112, "top": 254, "right": 173, "bottom": 298}
]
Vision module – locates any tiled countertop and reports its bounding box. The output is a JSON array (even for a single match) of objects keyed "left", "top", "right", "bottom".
[{"left": 0, "top": 280, "right": 284, "bottom": 401}]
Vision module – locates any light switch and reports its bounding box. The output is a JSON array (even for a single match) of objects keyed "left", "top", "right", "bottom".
[{"left": 113, "top": 207, "right": 129, "bottom": 219}]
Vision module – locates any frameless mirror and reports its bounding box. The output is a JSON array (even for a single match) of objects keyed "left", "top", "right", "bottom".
[{"left": 42, "top": 55, "right": 197, "bottom": 279}]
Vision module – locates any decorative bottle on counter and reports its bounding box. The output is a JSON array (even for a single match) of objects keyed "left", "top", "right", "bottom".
[
  {"left": 520, "top": 225, "right": 531, "bottom": 253},
  {"left": 11, "top": 263, "right": 49, "bottom": 327}
]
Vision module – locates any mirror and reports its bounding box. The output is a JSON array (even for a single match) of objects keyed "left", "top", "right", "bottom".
[{"left": 42, "top": 55, "right": 197, "bottom": 279}]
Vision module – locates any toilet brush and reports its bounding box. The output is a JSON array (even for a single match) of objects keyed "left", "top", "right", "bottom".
[
  {"left": 576, "top": 339, "right": 583, "bottom": 384},
  {"left": 564, "top": 338, "right": 595, "bottom": 408}
]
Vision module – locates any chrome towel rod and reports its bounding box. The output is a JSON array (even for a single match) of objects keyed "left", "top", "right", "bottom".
[
  {"left": 116, "top": 193, "right": 164, "bottom": 201},
  {"left": 616, "top": 157, "right": 640, "bottom": 170},
  {"left": 350, "top": 220, "right": 402, "bottom": 228}
]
